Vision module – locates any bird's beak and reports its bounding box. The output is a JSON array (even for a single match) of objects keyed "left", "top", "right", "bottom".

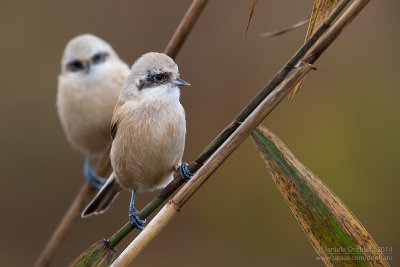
[
  {"left": 85, "top": 62, "right": 92, "bottom": 74},
  {"left": 173, "top": 77, "right": 190, "bottom": 87}
]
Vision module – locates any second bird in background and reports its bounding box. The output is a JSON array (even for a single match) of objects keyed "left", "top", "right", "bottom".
[
  {"left": 57, "top": 34, "right": 130, "bottom": 189},
  {"left": 82, "top": 52, "right": 192, "bottom": 229}
]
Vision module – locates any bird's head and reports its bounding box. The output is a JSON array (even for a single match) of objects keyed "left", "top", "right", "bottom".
[
  {"left": 61, "top": 34, "right": 118, "bottom": 78},
  {"left": 125, "top": 52, "right": 190, "bottom": 97}
]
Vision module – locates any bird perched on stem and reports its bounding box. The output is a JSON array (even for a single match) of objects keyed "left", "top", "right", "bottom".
[
  {"left": 57, "top": 34, "right": 129, "bottom": 189},
  {"left": 82, "top": 52, "right": 192, "bottom": 229}
]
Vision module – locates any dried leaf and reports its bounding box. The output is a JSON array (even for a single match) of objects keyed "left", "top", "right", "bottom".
[
  {"left": 289, "top": 0, "right": 338, "bottom": 99},
  {"left": 244, "top": 0, "right": 258, "bottom": 38},
  {"left": 260, "top": 17, "right": 309, "bottom": 38},
  {"left": 69, "top": 240, "right": 116, "bottom": 267},
  {"left": 251, "top": 125, "right": 389, "bottom": 266},
  {"left": 306, "top": 0, "right": 338, "bottom": 40}
]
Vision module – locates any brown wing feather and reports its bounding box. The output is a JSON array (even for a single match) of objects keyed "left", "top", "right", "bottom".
[
  {"left": 111, "top": 119, "right": 118, "bottom": 140},
  {"left": 110, "top": 101, "right": 123, "bottom": 140}
]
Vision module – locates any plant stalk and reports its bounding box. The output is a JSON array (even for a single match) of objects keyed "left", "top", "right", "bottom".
[{"left": 111, "top": 202, "right": 178, "bottom": 267}]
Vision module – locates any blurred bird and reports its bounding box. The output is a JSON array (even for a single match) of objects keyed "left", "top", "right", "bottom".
[
  {"left": 82, "top": 52, "right": 192, "bottom": 229},
  {"left": 57, "top": 34, "right": 130, "bottom": 189}
]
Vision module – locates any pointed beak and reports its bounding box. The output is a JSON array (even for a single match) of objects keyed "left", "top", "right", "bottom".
[{"left": 173, "top": 77, "right": 190, "bottom": 87}]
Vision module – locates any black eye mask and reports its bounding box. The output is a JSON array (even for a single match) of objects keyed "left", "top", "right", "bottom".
[
  {"left": 137, "top": 71, "right": 171, "bottom": 90},
  {"left": 66, "top": 52, "right": 108, "bottom": 73},
  {"left": 92, "top": 52, "right": 108, "bottom": 65},
  {"left": 67, "top": 60, "right": 85, "bottom": 72}
]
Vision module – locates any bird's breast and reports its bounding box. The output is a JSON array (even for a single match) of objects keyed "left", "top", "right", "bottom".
[{"left": 111, "top": 99, "right": 186, "bottom": 192}]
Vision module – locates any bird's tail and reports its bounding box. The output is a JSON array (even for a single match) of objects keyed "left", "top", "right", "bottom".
[{"left": 82, "top": 174, "right": 121, "bottom": 217}]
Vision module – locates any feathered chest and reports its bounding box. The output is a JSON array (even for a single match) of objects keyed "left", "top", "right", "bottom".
[{"left": 112, "top": 98, "right": 186, "bottom": 143}]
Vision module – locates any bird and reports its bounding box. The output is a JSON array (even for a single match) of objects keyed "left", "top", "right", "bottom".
[
  {"left": 82, "top": 52, "right": 192, "bottom": 229},
  {"left": 57, "top": 34, "right": 130, "bottom": 189}
]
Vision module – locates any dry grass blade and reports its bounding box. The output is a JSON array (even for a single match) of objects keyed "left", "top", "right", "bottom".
[
  {"left": 251, "top": 125, "right": 389, "bottom": 266},
  {"left": 244, "top": 0, "right": 258, "bottom": 37},
  {"left": 307, "top": 0, "right": 339, "bottom": 39},
  {"left": 260, "top": 17, "right": 309, "bottom": 38},
  {"left": 289, "top": 0, "right": 338, "bottom": 99}
]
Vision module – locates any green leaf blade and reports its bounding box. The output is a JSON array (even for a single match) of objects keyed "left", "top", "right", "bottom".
[{"left": 251, "top": 125, "right": 388, "bottom": 266}]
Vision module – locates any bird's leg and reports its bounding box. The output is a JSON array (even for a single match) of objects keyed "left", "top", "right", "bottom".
[
  {"left": 83, "top": 154, "right": 106, "bottom": 190},
  {"left": 129, "top": 191, "right": 146, "bottom": 230},
  {"left": 177, "top": 162, "right": 194, "bottom": 182}
]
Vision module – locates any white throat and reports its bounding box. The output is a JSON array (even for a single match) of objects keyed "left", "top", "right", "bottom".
[{"left": 141, "top": 85, "right": 181, "bottom": 107}]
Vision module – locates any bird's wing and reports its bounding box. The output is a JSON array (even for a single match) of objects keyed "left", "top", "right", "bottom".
[
  {"left": 110, "top": 118, "right": 118, "bottom": 140},
  {"left": 110, "top": 102, "right": 123, "bottom": 140}
]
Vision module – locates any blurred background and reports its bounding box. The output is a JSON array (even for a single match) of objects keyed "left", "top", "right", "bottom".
[{"left": 0, "top": 0, "right": 399, "bottom": 266}]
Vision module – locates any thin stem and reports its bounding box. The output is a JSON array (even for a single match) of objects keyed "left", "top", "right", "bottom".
[
  {"left": 302, "top": 0, "right": 370, "bottom": 64},
  {"left": 108, "top": 171, "right": 186, "bottom": 247},
  {"left": 107, "top": 161, "right": 200, "bottom": 247},
  {"left": 164, "top": 0, "right": 209, "bottom": 59},
  {"left": 173, "top": 63, "right": 315, "bottom": 207},
  {"left": 111, "top": 203, "right": 178, "bottom": 267}
]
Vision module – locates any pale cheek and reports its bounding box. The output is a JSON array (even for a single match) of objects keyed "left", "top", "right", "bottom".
[
  {"left": 67, "top": 62, "right": 111, "bottom": 82},
  {"left": 65, "top": 72, "right": 85, "bottom": 81},
  {"left": 92, "top": 61, "right": 112, "bottom": 75}
]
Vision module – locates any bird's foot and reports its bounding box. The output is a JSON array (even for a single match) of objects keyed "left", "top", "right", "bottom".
[
  {"left": 84, "top": 155, "right": 106, "bottom": 190},
  {"left": 178, "top": 162, "right": 194, "bottom": 182},
  {"left": 129, "top": 206, "right": 146, "bottom": 230},
  {"left": 129, "top": 191, "right": 146, "bottom": 230}
]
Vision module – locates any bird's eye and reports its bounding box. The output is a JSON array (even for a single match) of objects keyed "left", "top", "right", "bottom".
[
  {"left": 92, "top": 52, "right": 107, "bottom": 64},
  {"left": 67, "top": 60, "right": 84, "bottom": 72},
  {"left": 153, "top": 73, "right": 166, "bottom": 82}
]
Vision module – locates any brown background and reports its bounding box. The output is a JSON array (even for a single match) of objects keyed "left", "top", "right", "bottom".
[{"left": 0, "top": 0, "right": 399, "bottom": 266}]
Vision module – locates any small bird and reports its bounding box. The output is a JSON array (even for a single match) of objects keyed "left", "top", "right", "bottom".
[
  {"left": 57, "top": 34, "right": 130, "bottom": 189},
  {"left": 82, "top": 52, "right": 192, "bottom": 229}
]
